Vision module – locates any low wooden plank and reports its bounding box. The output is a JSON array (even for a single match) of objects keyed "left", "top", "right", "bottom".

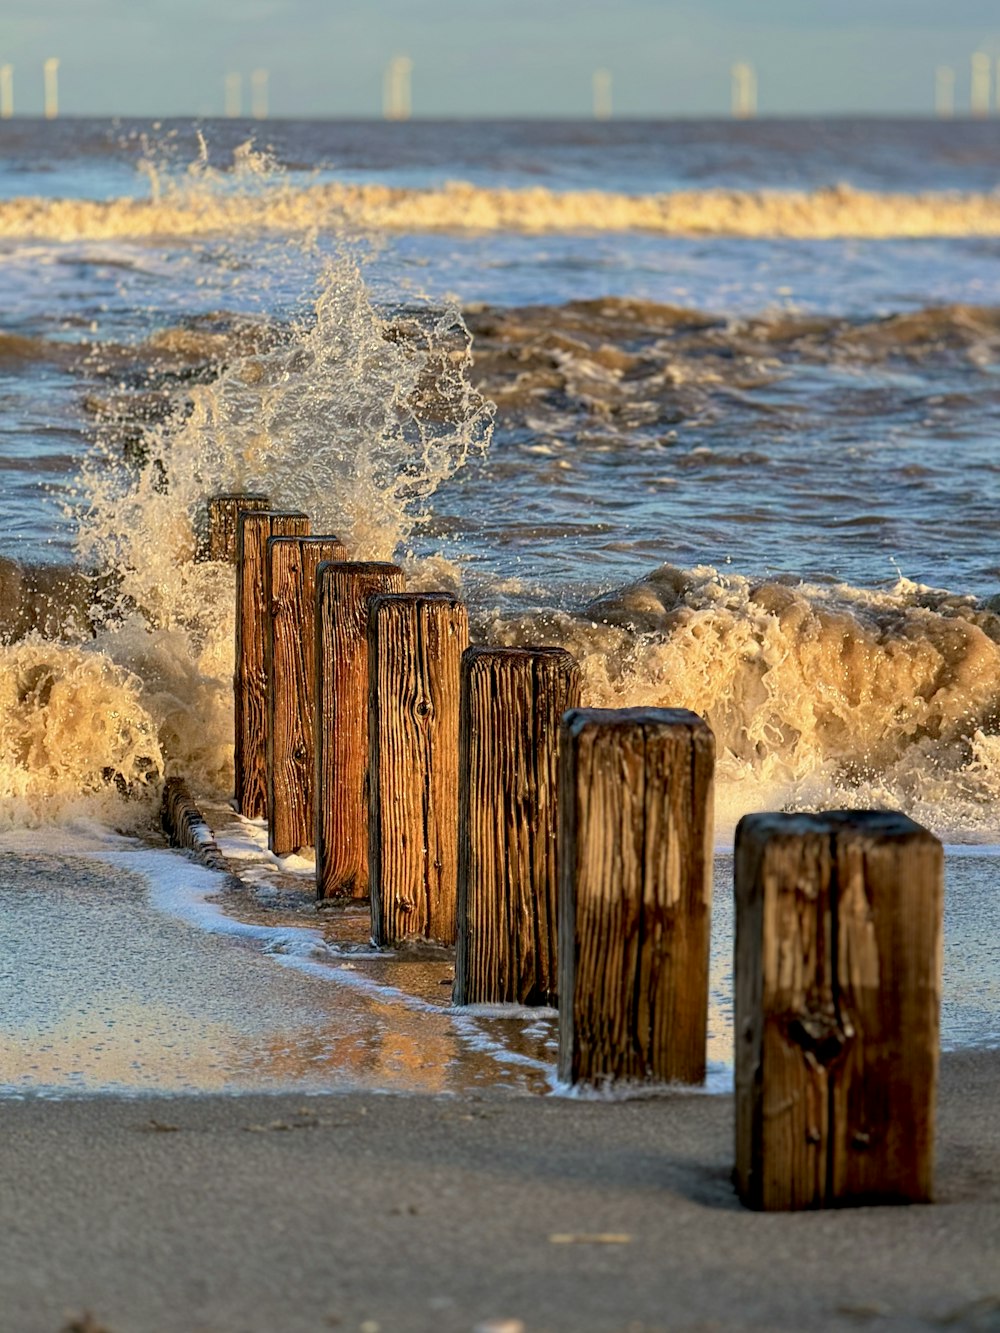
[
  {"left": 558, "top": 707, "right": 715, "bottom": 1088},
  {"left": 734, "top": 810, "right": 943, "bottom": 1211},
  {"left": 314, "top": 561, "right": 404, "bottom": 899},
  {"left": 265, "top": 535, "right": 347, "bottom": 856},
  {"left": 454, "top": 646, "right": 581, "bottom": 1006},
  {"left": 368, "top": 592, "right": 469, "bottom": 944}
]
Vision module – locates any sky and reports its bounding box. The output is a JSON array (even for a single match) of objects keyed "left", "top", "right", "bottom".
[{"left": 2, "top": 0, "right": 1000, "bottom": 117}]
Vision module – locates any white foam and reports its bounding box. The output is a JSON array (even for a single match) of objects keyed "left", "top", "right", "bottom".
[
  {"left": 6, "top": 180, "right": 1000, "bottom": 241},
  {"left": 549, "top": 1061, "right": 732, "bottom": 1100}
]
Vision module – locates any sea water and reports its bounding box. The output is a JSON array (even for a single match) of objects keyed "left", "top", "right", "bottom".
[{"left": 1, "top": 118, "right": 998, "bottom": 1094}]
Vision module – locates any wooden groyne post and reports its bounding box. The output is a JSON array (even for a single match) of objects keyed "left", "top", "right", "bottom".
[
  {"left": 557, "top": 708, "right": 715, "bottom": 1087},
  {"left": 368, "top": 592, "right": 469, "bottom": 945},
  {"left": 314, "top": 561, "right": 405, "bottom": 899},
  {"left": 454, "top": 646, "right": 581, "bottom": 1007},
  {"left": 266, "top": 535, "right": 347, "bottom": 856},
  {"left": 235, "top": 509, "right": 310, "bottom": 819},
  {"left": 734, "top": 810, "right": 943, "bottom": 1211},
  {"left": 205, "top": 493, "right": 271, "bottom": 563}
]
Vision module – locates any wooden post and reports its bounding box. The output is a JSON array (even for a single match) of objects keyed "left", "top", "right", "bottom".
[
  {"left": 205, "top": 493, "right": 271, "bottom": 563},
  {"left": 734, "top": 810, "right": 944, "bottom": 1211},
  {"left": 266, "top": 535, "right": 347, "bottom": 856},
  {"left": 454, "top": 646, "right": 581, "bottom": 1007},
  {"left": 315, "top": 561, "right": 405, "bottom": 899},
  {"left": 368, "top": 593, "right": 469, "bottom": 944},
  {"left": 558, "top": 708, "right": 715, "bottom": 1088},
  {"left": 234, "top": 509, "right": 310, "bottom": 819}
]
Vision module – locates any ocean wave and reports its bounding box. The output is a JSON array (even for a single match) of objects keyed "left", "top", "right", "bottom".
[
  {"left": 5, "top": 181, "right": 1000, "bottom": 241},
  {"left": 486, "top": 565, "right": 1000, "bottom": 843},
  {"left": 458, "top": 296, "right": 1000, "bottom": 484},
  {"left": 12, "top": 294, "right": 1000, "bottom": 410},
  {"left": 6, "top": 226, "right": 1000, "bottom": 841},
  {"left": 7, "top": 551, "right": 1000, "bottom": 844},
  {"left": 0, "top": 636, "right": 163, "bottom": 829},
  {"left": 0, "top": 331, "right": 77, "bottom": 364}
]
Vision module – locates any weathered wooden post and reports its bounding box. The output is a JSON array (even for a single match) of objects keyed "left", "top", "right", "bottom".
[
  {"left": 558, "top": 708, "right": 715, "bottom": 1088},
  {"left": 266, "top": 535, "right": 347, "bottom": 856},
  {"left": 314, "top": 561, "right": 405, "bottom": 899},
  {"left": 454, "top": 646, "right": 581, "bottom": 1007},
  {"left": 367, "top": 592, "right": 470, "bottom": 944},
  {"left": 205, "top": 493, "right": 271, "bottom": 563},
  {"left": 234, "top": 510, "right": 311, "bottom": 819},
  {"left": 734, "top": 810, "right": 944, "bottom": 1211}
]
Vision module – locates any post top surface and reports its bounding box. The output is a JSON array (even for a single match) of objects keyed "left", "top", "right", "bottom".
[
  {"left": 737, "top": 809, "right": 938, "bottom": 846},
  {"left": 369, "top": 590, "right": 464, "bottom": 609},
  {"left": 238, "top": 509, "right": 309, "bottom": 526},
  {"left": 266, "top": 534, "right": 344, "bottom": 549},
  {"left": 463, "top": 644, "right": 578, "bottom": 664},
  {"left": 562, "top": 706, "right": 712, "bottom": 738},
  {"left": 315, "top": 560, "right": 404, "bottom": 578}
]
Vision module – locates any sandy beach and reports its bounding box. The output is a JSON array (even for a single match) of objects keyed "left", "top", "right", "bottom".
[
  {"left": 1, "top": 1050, "right": 997, "bottom": 1333},
  {"left": 2, "top": 818, "right": 997, "bottom": 1332}
]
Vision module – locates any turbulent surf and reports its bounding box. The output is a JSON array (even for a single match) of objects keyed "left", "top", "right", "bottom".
[{"left": 2, "top": 121, "right": 1000, "bottom": 843}]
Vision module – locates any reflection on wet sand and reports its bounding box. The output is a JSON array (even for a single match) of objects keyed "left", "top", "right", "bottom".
[
  {"left": 2, "top": 835, "right": 994, "bottom": 1099},
  {"left": 0, "top": 844, "right": 561, "bottom": 1097}
]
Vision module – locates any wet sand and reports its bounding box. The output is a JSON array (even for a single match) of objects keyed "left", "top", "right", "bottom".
[
  {"left": 1, "top": 1050, "right": 998, "bottom": 1333},
  {"left": 3, "top": 827, "right": 996, "bottom": 1100},
  {"left": 2, "top": 829, "right": 997, "bottom": 1330}
]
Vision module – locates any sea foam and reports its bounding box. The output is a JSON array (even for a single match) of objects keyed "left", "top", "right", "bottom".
[{"left": 5, "top": 180, "right": 1000, "bottom": 240}]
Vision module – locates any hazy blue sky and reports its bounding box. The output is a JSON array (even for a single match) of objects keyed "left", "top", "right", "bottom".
[{"left": 2, "top": 1, "right": 1000, "bottom": 117}]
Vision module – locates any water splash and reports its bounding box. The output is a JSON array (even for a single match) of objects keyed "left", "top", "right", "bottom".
[
  {"left": 0, "top": 139, "right": 492, "bottom": 824},
  {"left": 77, "top": 251, "right": 492, "bottom": 602}
]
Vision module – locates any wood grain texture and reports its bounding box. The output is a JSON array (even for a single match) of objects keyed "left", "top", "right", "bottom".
[
  {"left": 557, "top": 708, "right": 715, "bottom": 1088},
  {"left": 205, "top": 493, "right": 271, "bottom": 564},
  {"left": 454, "top": 646, "right": 581, "bottom": 1007},
  {"left": 314, "top": 562, "right": 405, "bottom": 900},
  {"left": 734, "top": 810, "right": 943, "bottom": 1211},
  {"left": 234, "top": 510, "right": 310, "bottom": 819},
  {"left": 265, "top": 535, "right": 347, "bottom": 856},
  {"left": 368, "top": 593, "right": 469, "bottom": 945}
]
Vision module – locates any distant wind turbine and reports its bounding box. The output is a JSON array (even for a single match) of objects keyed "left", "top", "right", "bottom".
[
  {"left": 971, "top": 51, "right": 991, "bottom": 116},
  {"left": 251, "top": 68, "right": 269, "bottom": 119},
  {"left": 383, "top": 56, "right": 412, "bottom": 120},
  {"left": 593, "top": 69, "right": 612, "bottom": 120},
  {"left": 935, "top": 66, "right": 955, "bottom": 117},
  {"left": 731, "top": 62, "right": 757, "bottom": 119},
  {"left": 224, "top": 72, "right": 242, "bottom": 118},
  {"left": 43, "top": 57, "right": 59, "bottom": 119}
]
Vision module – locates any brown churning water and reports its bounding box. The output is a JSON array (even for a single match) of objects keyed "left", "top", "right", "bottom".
[{"left": 0, "top": 121, "right": 999, "bottom": 845}]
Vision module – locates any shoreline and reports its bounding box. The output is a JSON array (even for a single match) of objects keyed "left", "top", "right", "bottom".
[
  {"left": 1, "top": 1049, "right": 997, "bottom": 1333},
  {"left": 1, "top": 796, "right": 994, "bottom": 1101}
]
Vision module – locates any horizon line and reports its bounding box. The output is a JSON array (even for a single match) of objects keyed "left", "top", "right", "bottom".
[{"left": 0, "top": 110, "right": 992, "bottom": 123}]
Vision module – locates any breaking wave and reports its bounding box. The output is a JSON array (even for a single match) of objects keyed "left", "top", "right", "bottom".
[
  {"left": 6, "top": 180, "right": 1000, "bottom": 240},
  {"left": 7, "top": 548, "right": 1000, "bottom": 841},
  {"left": 486, "top": 565, "right": 1000, "bottom": 843},
  {"left": 0, "top": 637, "right": 162, "bottom": 830}
]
